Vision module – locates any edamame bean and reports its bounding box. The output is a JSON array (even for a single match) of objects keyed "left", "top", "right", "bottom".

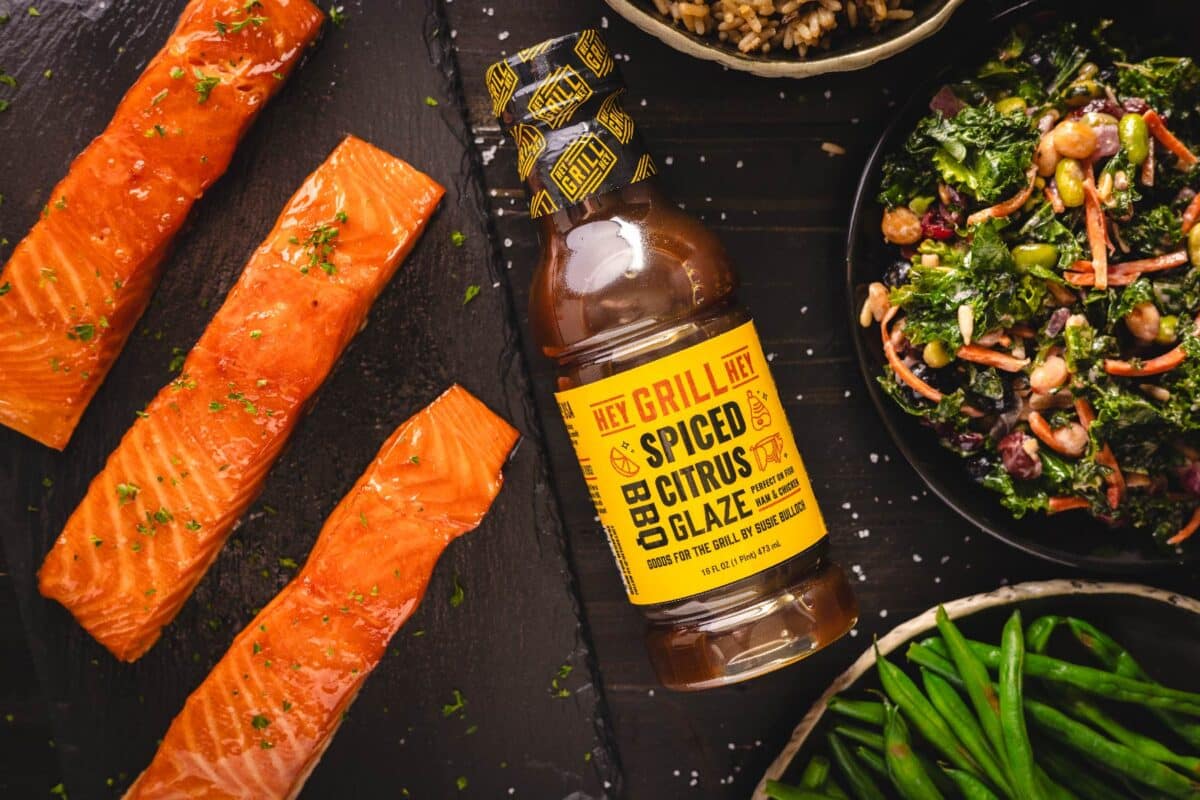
[
  {"left": 1119, "top": 113, "right": 1150, "bottom": 165},
  {"left": 1012, "top": 243, "right": 1060, "bottom": 271},
  {"left": 1054, "top": 159, "right": 1086, "bottom": 208},
  {"left": 995, "top": 96, "right": 1027, "bottom": 115},
  {"left": 1157, "top": 314, "right": 1179, "bottom": 345},
  {"left": 908, "top": 195, "right": 935, "bottom": 215},
  {"left": 1189, "top": 224, "right": 1200, "bottom": 269},
  {"left": 923, "top": 341, "right": 952, "bottom": 369}
]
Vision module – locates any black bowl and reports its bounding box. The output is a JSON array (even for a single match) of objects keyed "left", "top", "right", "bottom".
[{"left": 845, "top": 2, "right": 1195, "bottom": 571}]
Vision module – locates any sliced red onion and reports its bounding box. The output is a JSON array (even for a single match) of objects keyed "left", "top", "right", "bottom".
[
  {"left": 930, "top": 85, "right": 965, "bottom": 118},
  {"left": 999, "top": 431, "right": 1042, "bottom": 480},
  {"left": 1044, "top": 307, "right": 1071, "bottom": 338},
  {"left": 1093, "top": 124, "right": 1120, "bottom": 158}
]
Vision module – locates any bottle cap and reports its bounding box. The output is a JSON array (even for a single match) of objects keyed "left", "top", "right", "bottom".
[{"left": 485, "top": 30, "right": 657, "bottom": 218}]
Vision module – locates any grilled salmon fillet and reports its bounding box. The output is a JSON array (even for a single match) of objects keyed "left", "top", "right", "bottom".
[
  {"left": 125, "top": 385, "right": 518, "bottom": 799},
  {"left": 0, "top": 0, "right": 324, "bottom": 450},
  {"left": 38, "top": 136, "right": 445, "bottom": 661}
]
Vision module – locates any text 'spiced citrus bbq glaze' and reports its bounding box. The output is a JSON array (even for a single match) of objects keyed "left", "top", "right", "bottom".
[{"left": 487, "top": 30, "right": 858, "bottom": 690}]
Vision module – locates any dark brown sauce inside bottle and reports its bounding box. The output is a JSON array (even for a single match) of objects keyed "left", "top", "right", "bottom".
[
  {"left": 533, "top": 182, "right": 857, "bottom": 689},
  {"left": 490, "top": 31, "right": 857, "bottom": 689}
]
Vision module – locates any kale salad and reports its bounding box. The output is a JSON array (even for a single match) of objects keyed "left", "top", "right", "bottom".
[{"left": 862, "top": 19, "right": 1200, "bottom": 545}]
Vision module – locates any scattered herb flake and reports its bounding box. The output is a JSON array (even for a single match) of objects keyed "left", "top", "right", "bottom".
[
  {"left": 463, "top": 285, "right": 481, "bottom": 305},
  {"left": 424, "top": 95, "right": 439, "bottom": 107},
  {"left": 450, "top": 230, "right": 466, "bottom": 247},
  {"left": 27, "top": 6, "right": 40, "bottom": 17},
  {"left": 193, "top": 69, "right": 219, "bottom": 104},
  {"left": 68, "top": 323, "right": 95, "bottom": 342},
  {"left": 250, "top": 713, "right": 270, "bottom": 730},
  {"left": 278, "top": 557, "right": 299, "bottom": 569},
  {"left": 328, "top": 4, "right": 347, "bottom": 27},
  {"left": 449, "top": 576, "right": 465, "bottom": 608},
  {"left": 115, "top": 483, "right": 140, "bottom": 506},
  {"left": 169, "top": 66, "right": 184, "bottom": 79},
  {"left": 441, "top": 689, "right": 466, "bottom": 718},
  {"left": 455, "top": 777, "right": 468, "bottom": 791}
]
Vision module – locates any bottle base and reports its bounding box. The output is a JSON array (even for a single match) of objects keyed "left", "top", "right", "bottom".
[{"left": 643, "top": 560, "right": 858, "bottom": 691}]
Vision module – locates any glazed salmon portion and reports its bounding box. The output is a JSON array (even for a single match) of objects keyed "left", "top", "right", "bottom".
[
  {"left": 0, "top": 0, "right": 324, "bottom": 450},
  {"left": 126, "top": 386, "right": 518, "bottom": 799},
  {"left": 38, "top": 136, "right": 445, "bottom": 662}
]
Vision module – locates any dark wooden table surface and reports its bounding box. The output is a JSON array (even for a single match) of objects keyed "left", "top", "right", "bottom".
[{"left": 4, "top": 1, "right": 1199, "bottom": 798}]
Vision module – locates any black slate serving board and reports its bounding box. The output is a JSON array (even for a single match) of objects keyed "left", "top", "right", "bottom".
[{"left": 0, "top": 1, "right": 617, "bottom": 797}]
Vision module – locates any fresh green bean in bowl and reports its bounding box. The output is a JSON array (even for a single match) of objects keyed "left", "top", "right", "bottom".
[{"left": 767, "top": 605, "right": 1200, "bottom": 800}]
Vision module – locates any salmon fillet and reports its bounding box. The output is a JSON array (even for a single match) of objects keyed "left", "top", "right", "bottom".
[
  {"left": 38, "top": 136, "right": 445, "bottom": 661},
  {"left": 0, "top": 0, "right": 324, "bottom": 450},
  {"left": 124, "top": 385, "right": 519, "bottom": 799}
]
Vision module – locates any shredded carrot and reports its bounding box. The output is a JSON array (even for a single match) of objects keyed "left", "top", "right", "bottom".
[
  {"left": 881, "top": 308, "right": 941, "bottom": 404},
  {"left": 1168, "top": 506, "right": 1200, "bottom": 545},
  {"left": 1073, "top": 397, "right": 1124, "bottom": 508},
  {"left": 1144, "top": 110, "right": 1199, "bottom": 168},
  {"left": 956, "top": 344, "right": 1030, "bottom": 372},
  {"left": 1074, "top": 396, "right": 1095, "bottom": 427},
  {"left": 880, "top": 309, "right": 983, "bottom": 418},
  {"left": 1065, "top": 250, "right": 1189, "bottom": 286},
  {"left": 966, "top": 166, "right": 1038, "bottom": 226},
  {"left": 1048, "top": 496, "right": 1090, "bottom": 514},
  {"left": 1027, "top": 411, "right": 1078, "bottom": 457},
  {"left": 1008, "top": 324, "right": 1037, "bottom": 339},
  {"left": 1183, "top": 193, "right": 1200, "bottom": 234},
  {"left": 1105, "top": 346, "right": 1186, "bottom": 376},
  {"left": 1083, "top": 167, "right": 1108, "bottom": 291}
]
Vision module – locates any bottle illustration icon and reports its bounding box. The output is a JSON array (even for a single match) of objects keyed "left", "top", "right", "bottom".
[{"left": 747, "top": 389, "right": 771, "bottom": 431}]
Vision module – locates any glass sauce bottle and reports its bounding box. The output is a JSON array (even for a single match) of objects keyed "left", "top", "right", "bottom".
[{"left": 487, "top": 30, "right": 857, "bottom": 690}]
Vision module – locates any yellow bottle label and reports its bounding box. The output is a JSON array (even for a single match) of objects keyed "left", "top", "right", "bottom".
[{"left": 554, "top": 321, "right": 827, "bottom": 606}]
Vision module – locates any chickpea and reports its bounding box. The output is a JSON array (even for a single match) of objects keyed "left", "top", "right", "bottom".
[
  {"left": 1035, "top": 131, "right": 1060, "bottom": 177},
  {"left": 1053, "top": 120, "right": 1098, "bottom": 160},
  {"left": 881, "top": 206, "right": 922, "bottom": 245},
  {"left": 1029, "top": 355, "right": 1069, "bottom": 394},
  {"left": 1125, "top": 302, "right": 1161, "bottom": 342},
  {"left": 1052, "top": 422, "right": 1090, "bottom": 458}
]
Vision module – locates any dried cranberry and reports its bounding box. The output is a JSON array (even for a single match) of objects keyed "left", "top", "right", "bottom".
[
  {"left": 998, "top": 431, "right": 1042, "bottom": 480},
  {"left": 1044, "top": 307, "right": 1071, "bottom": 338},
  {"left": 1122, "top": 97, "right": 1150, "bottom": 114},
  {"left": 921, "top": 210, "right": 955, "bottom": 240},
  {"left": 1178, "top": 463, "right": 1200, "bottom": 496},
  {"left": 929, "top": 85, "right": 965, "bottom": 118},
  {"left": 1069, "top": 98, "right": 1123, "bottom": 120}
]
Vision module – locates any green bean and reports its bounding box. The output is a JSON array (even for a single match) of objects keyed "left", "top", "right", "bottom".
[
  {"left": 1024, "top": 615, "right": 1063, "bottom": 654},
  {"left": 922, "top": 669, "right": 1013, "bottom": 797},
  {"left": 884, "top": 703, "right": 946, "bottom": 800},
  {"left": 799, "top": 755, "right": 832, "bottom": 789},
  {"left": 936, "top": 607, "right": 1007, "bottom": 771},
  {"left": 1119, "top": 113, "right": 1151, "bottom": 165},
  {"left": 1025, "top": 698, "right": 1200, "bottom": 799},
  {"left": 834, "top": 725, "right": 885, "bottom": 752},
  {"left": 1058, "top": 693, "right": 1200, "bottom": 775},
  {"left": 1037, "top": 743, "right": 1130, "bottom": 800},
  {"left": 1012, "top": 243, "right": 1060, "bottom": 272},
  {"left": 855, "top": 746, "right": 888, "bottom": 779},
  {"left": 1000, "top": 612, "right": 1041, "bottom": 800},
  {"left": 1067, "top": 617, "right": 1200, "bottom": 749},
  {"left": 764, "top": 780, "right": 840, "bottom": 800},
  {"left": 827, "top": 697, "right": 886, "bottom": 727},
  {"left": 944, "top": 768, "right": 1002, "bottom": 800},
  {"left": 962, "top": 639, "right": 1200, "bottom": 715},
  {"left": 907, "top": 641, "right": 964, "bottom": 687},
  {"left": 828, "top": 733, "right": 887, "bottom": 800},
  {"left": 1034, "top": 765, "right": 1076, "bottom": 800},
  {"left": 876, "top": 648, "right": 980, "bottom": 775},
  {"left": 1055, "top": 158, "right": 1086, "bottom": 208},
  {"left": 824, "top": 778, "right": 851, "bottom": 800}
]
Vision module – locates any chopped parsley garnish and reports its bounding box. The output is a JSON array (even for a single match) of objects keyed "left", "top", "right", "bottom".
[
  {"left": 145, "top": 124, "right": 166, "bottom": 138},
  {"left": 116, "top": 483, "right": 140, "bottom": 505},
  {"left": 260, "top": 740, "right": 274, "bottom": 750},
  {"left": 152, "top": 507, "right": 173, "bottom": 524},
  {"left": 68, "top": 323, "right": 95, "bottom": 342},
  {"left": 0, "top": 71, "right": 14, "bottom": 89},
  {"left": 249, "top": 329, "right": 262, "bottom": 339},
  {"left": 462, "top": 285, "right": 481, "bottom": 305},
  {"left": 27, "top": 6, "right": 40, "bottom": 17},
  {"left": 450, "top": 230, "right": 466, "bottom": 247},
  {"left": 169, "top": 66, "right": 184, "bottom": 80},
  {"left": 168, "top": 347, "right": 185, "bottom": 372},
  {"left": 252, "top": 642, "right": 262, "bottom": 655},
  {"left": 449, "top": 575, "right": 464, "bottom": 608},
  {"left": 409, "top": 455, "right": 420, "bottom": 464},
  {"left": 53, "top": 196, "right": 66, "bottom": 210},
  {"left": 208, "top": 401, "right": 225, "bottom": 412},
  {"left": 456, "top": 777, "right": 468, "bottom": 791},
  {"left": 144, "top": 587, "right": 156, "bottom": 597},
  {"left": 185, "top": 520, "right": 201, "bottom": 531},
  {"left": 328, "top": 4, "right": 347, "bottom": 27},
  {"left": 292, "top": 214, "right": 347, "bottom": 275},
  {"left": 441, "top": 689, "right": 466, "bottom": 718},
  {"left": 278, "top": 557, "right": 298, "bottom": 569},
  {"left": 282, "top": 700, "right": 293, "bottom": 712},
  {"left": 193, "top": 69, "right": 219, "bottom": 104},
  {"left": 89, "top": 535, "right": 102, "bottom": 547},
  {"left": 424, "top": 96, "right": 439, "bottom": 107},
  {"left": 151, "top": 89, "right": 168, "bottom": 105},
  {"left": 214, "top": 20, "right": 227, "bottom": 34},
  {"left": 0, "top": 283, "right": 9, "bottom": 297},
  {"left": 229, "top": 15, "right": 266, "bottom": 33},
  {"left": 250, "top": 713, "right": 270, "bottom": 730}
]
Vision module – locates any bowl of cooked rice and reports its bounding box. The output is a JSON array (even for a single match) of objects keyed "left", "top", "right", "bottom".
[{"left": 603, "top": 0, "right": 965, "bottom": 78}]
